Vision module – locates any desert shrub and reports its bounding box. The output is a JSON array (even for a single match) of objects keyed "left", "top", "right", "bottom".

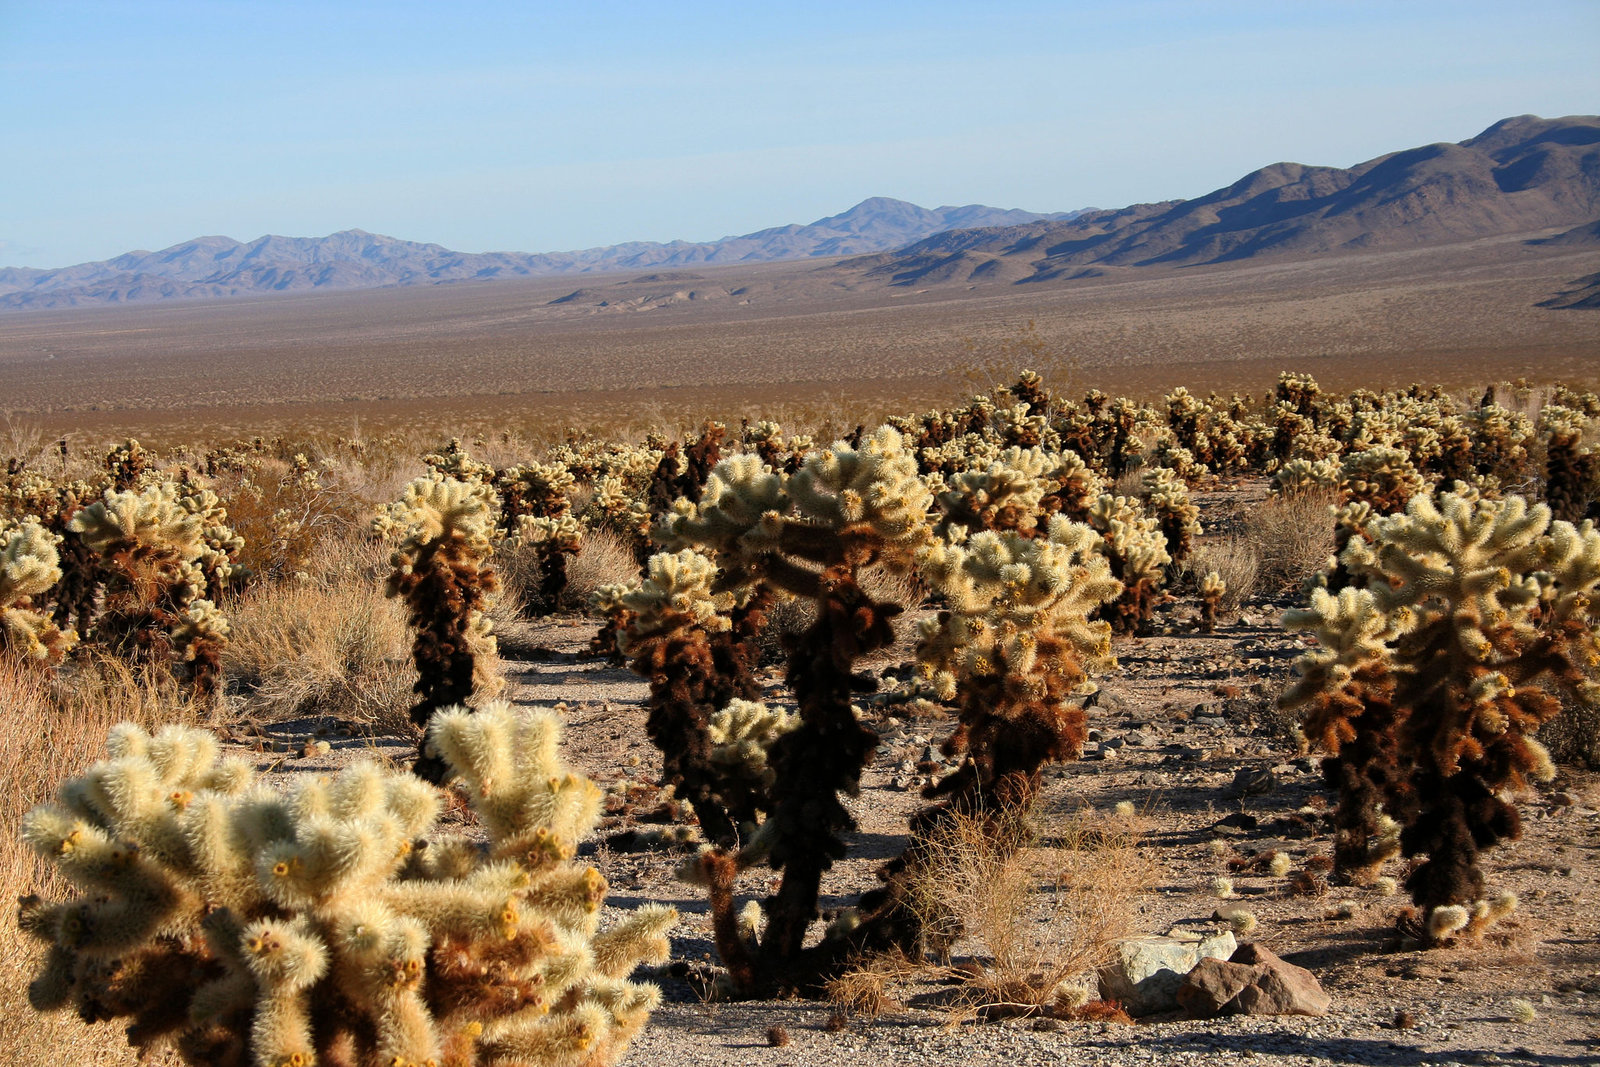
[
  {"left": 556, "top": 526, "right": 640, "bottom": 612},
  {"left": 1243, "top": 488, "right": 1339, "bottom": 591},
  {"left": 830, "top": 804, "right": 1150, "bottom": 1024},
  {"left": 380, "top": 477, "right": 502, "bottom": 780},
  {"left": 18, "top": 703, "right": 674, "bottom": 1066},
  {"left": 224, "top": 537, "right": 412, "bottom": 732},
  {"left": 1188, "top": 537, "right": 1259, "bottom": 613},
  {"left": 1282, "top": 488, "right": 1600, "bottom": 942},
  {"left": 205, "top": 451, "right": 353, "bottom": 582}
]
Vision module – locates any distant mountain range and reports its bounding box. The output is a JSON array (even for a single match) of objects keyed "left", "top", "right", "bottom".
[
  {"left": 0, "top": 198, "right": 1082, "bottom": 312},
  {"left": 847, "top": 114, "right": 1600, "bottom": 286},
  {"left": 3, "top": 114, "right": 1595, "bottom": 313}
]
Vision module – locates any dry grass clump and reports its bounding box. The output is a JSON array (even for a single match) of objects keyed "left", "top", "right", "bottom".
[
  {"left": 1188, "top": 536, "right": 1260, "bottom": 612},
  {"left": 829, "top": 804, "right": 1152, "bottom": 1025},
  {"left": 560, "top": 526, "right": 642, "bottom": 612},
  {"left": 222, "top": 532, "right": 413, "bottom": 732},
  {"left": 1, "top": 653, "right": 197, "bottom": 1067},
  {"left": 1243, "top": 488, "right": 1338, "bottom": 591}
]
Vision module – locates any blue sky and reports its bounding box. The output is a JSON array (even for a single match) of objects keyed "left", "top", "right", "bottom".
[{"left": 1, "top": 1, "right": 1596, "bottom": 269}]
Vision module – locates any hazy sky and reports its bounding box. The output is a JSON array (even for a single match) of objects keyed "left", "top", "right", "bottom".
[{"left": 2, "top": 0, "right": 1596, "bottom": 269}]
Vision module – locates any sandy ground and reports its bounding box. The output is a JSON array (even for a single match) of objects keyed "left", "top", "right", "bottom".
[{"left": 238, "top": 593, "right": 1599, "bottom": 1067}]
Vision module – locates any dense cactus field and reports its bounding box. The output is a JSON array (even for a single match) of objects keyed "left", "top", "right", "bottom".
[{"left": 3, "top": 371, "right": 1598, "bottom": 1065}]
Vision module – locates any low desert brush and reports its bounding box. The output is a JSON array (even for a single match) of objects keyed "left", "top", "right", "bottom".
[
  {"left": 223, "top": 534, "right": 413, "bottom": 732},
  {"left": 1244, "top": 487, "right": 1339, "bottom": 591},
  {"left": 1, "top": 652, "right": 200, "bottom": 1067},
  {"left": 831, "top": 803, "right": 1150, "bottom": 1024}
]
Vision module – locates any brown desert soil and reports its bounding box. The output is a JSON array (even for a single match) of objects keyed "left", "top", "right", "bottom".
[
  {"left": 226, "top": 589, "right": 1600, "bottom": 1065},
  {"left": 1, "top": 230, "right": 1596, "bottom": 446}
]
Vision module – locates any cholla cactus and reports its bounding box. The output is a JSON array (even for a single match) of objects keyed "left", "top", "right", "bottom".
[
  {"left": 1338, "top": 446, "right": 1425, "bottom": 513},
  {"left": 1271, "top": 457, "right": 1340, "bottom": 498},
  {"left": 834, "top": 518, "right": 1122, "bottom": 961},
  {"left": 1085, "top": 494, "right": 1171, "bottom": 632},
  {"left": 705, "top": 699, "right": 798, "bottom": 816},
  {"left": 608, "top": 549, "right": 767, "bottom": 848},
  {"left": 1, "top": 471, "right": 102, "bottom": 633},
  {"left": 1141, "top": 466, "right": 1201, "bottom": 567},
  {"left": 1, "top": 521, "right": 77, "bottom": 665},
  {"left": 1539, "top": 405, "right": 1598, "bottom": 523},
  {"left": 422, "top": 437, "right": 495, "bottom": 483},
  {"left": 494, "top": 460, "right": 581, "bottom": 611},
  {"left": 18, "top": 703, "right": 675, "bottom": 1066},
  {"left": 658, "top": 428, "right": 933, "bottom": 991},
  {"left": 915, "top": 517, "right": 1120, "bottom": 812},
  {"left": 933, "top": 446, "right": 1050, "bottom": 538},
  {"left": 105, "top": 438, "right": 152, "bottom": 491},
  {"left": 383, "top": 476, "right": 501, "bottom": 781},
  {"left": 1199, "top": 570, "right": 1226, "bottom": 633},
  {"left": 1282, "top": 488, "right": 1600, "bottom": 940},
  {"left": 68, "top": 482, "right": 231, "bottom": 696}
]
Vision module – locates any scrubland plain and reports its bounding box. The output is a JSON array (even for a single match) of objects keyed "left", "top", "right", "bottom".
[
  {"left": 3, "top": 222, "right": 1600, "bottom": 1067},
  {"left": 1, "top": 230, "right": 1594, "bottom": 446}
]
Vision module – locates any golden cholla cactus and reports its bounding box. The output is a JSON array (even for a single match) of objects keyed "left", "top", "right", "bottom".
[
  {"left": 608, "top": 550, "right": 766, "bottom": 849},
  {"left": 840, "top": 518, "right": 1122, "bottom": 960},
  {"left": 1270, "top": 457, "right": 1341, "bottom": 497},
  {"left": 1199, "top": 569, "right": 1227, "bottom": 632},
  {"left": 383, "top": 476, "right": 501, "bottom": 780},
  {"left": 1, "top": 521, "right": 77, "bottom": 664},
  {"left": 933, "top": 446, "right": 1051, "bottom": 539},
  {"left": 1282, "top": 487, "right": 1600, "bottom": 941},
  {"left": 1086, "top": 494, "right": 1171, "bottom": 633},
  {"left": 1337, "top": 445, "right": 1426, "bottom": 513},
  {"left": 70, "top": 481, "right": 208, "bottom": 602},
  {"left": 20, "top": 703, "right": 675, "bottom": 1067},
  {"left": 421, "top": 437, "right": 495, "bottom": 483},
  {"left": 177, "top": 485, "right": 250, "bottom": 593},
  {"left": 1539, "top": 404, "right": 1598, "bottom": 523},
  {"left": 655, "top": 430, "right": 933, "bottom": 991},
  {"left": 916, "top": 517, "right": 1120, "bottom": 803},
  {"left": 1141, "top": 466, "right": 1202, "bottom": 567},
  {"left": 1039, "top": 448, "right": 1104, "bottom": 522},
  {"left": 69, "top": 482, "right": 230, "bottom": 695},
  {"left": 705, "top": 699, "right": 798, "bottom": 800},
  {"left": 614, "top": 548, "right": 734, "bottom": 651}
]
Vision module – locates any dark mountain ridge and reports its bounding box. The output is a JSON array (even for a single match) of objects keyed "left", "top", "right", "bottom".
[{"left": 849, "top": 114, "right": 1600, "bottom": 286}]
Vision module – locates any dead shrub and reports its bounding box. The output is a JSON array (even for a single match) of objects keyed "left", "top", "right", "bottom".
[
  {"left": 831, "top": 803, "right": 1151, "bottom": 1025},
  {"left": 1243, "top": 488, "right": 1338, "bottom": 591},
  {"left": 1188, "top": 536, "right": 1260, "bottom": 611},
  {"left": 561, "top": 526, "right": 642, "bottom": 612},
  {"left": 223, "top": 532, "right": 413, "bottom": 733}
]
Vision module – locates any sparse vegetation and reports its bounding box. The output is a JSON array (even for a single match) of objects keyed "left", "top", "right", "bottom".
[{"left": 6, "top": 369, "right": 1600, "bottom": 1062}]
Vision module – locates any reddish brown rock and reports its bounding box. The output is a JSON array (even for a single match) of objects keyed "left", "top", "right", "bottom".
[{"left": 1177, "top": 942, "right": 1330, "bottom": 1018}]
